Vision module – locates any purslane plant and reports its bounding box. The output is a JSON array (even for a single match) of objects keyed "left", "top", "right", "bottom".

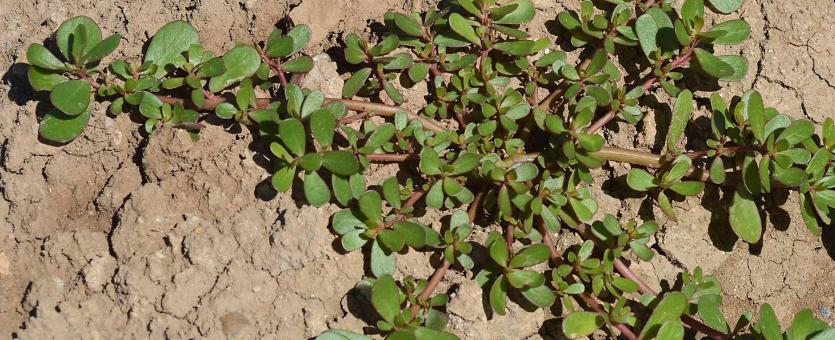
[{"left": 23, "top": 0, "right": 835, "bottom": 338}]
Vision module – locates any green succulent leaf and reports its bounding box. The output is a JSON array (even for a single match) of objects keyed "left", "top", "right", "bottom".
[
  {"left": 56, "top": 16, "right": 102, "bottom": 63},
  {"left": 81, "top": 34, "right": 121, "bottom": 64},
  {"left": 656, "top": 322, "right": 684, "bottom": 340},
  {"left": 458, "top": 0, "right": 481, "bottom": 16},
  {"left": 315, "top": 330, "right": 372, "bottom": 340},
  {"left": 521, "top": 284, "right": 556, "bottom": 308},
  {"left": 392, "top": 12, "right": 423, "bottom": 37},
  {"left": 694, "top": 48, "right": 734, "bottom": 79},
  {"left": 639, "top": 292, "right": 687, "bottom": 339},
  {"left": 493, "top": 40, "right": 538, "bottom": 56},
  {"left": 777, "top": 119, "right": 815, "bottom": 145},
  {"left": 332, "top": 209, "right": 366, "bottom": 235},
  {"left": 393, "top": 221, "right": 426, "bottom": 248},
  {"left": 371, "top": 274, "right": 401, "bottom": 323},
  {"left": 754, "top": 303, "right": 783, "bottom": 340},
  {"left": 144, "top": 20, "right": 200, "bottom": 77},
  {"left": 489, "top": 238, "right": 509, "bottom": 267},
  {"left": 748, "top": 91, "right": 766, "bottom": 143},
  {"left": 26, "top": 44, "right": 66, "bottom": 70},
  {"left": 215, "top": 102, "right": 238, "bottom": 119},
  {"left": 708, "top": 19, "right": 751, "bottom": 45},
  {"left": 667, "top": 90, "right": 693, "bottom": 151},
  {"left": 287, "top": 25, "right": 312, "bottom": 55},
  {"left": 370, "top": 239, "right": 395, "bottom": 277},
  {"left": 197, "top": 57, "right": 226, "bottom": 78},
  {"left": 710, "top": 157, "right": 727, "bottom": 184},
  {"left": 562, "top": 312, "right": 605, "bottom": 338},
  {"left": 366, "top": 123, "right": 397, "bottom": 148},
  {"left": 670, "top": 181, "right": 705, "bottom": 196},
  {"left": 39, "top": 108, "right": 91, "bottom": 143},
  {"left": 799, "top": 194, "right": 822, "bottom": 236},
  {"left": 448, "top": 13, "right": 480, "bottom": 45},
  {"left": 489, "top": 275, "right": 508, "bottom": 315},
  {"left": 509, "top": 244, "right": 549, "bottom": 268},
  {"left": 279, "top": 118, "right": 307, "bottom": 157},
  {"left": 28, "top": 66, "right": 69, "bottom": 91},
  {"left": 310, "top": 109, "right": 336, "bottom": 147},
  {"left": 698, "top": 295, "right": 730, "bottom": 334},
  {"left": 729, "top": 187, "right": 762, "bottom": 244},
  {"left": 408, "top": 63, "right": 430, "bottom": 82},
  {"left": 368, "top": 35, "right": 399, "bottom": 57},
  {"left": 717, "top": 55, "right": 749, "bottom": 81},
  {"left": 450, "top": 152, "right": 480, "bottom": 175},
  {"left": 208, "top": 45, "right": 261, "bottom": 92},
  {"left": 635, "top": 8, "right": 675, "bottom": 59},
  {"left": 304, "top": 171, "right": 331, "bottom": 206},
  {"left": 322, "top": 151, "right": 360, "bottom": 176},
  {"left": 283, "top": 55, "right": 314, "bottom": 73},
  {"left": 492, "top": 0, "right": 535, "bottom": 25},
  {"left": 707, "top": 0, "right": 743, "bottom": 14},
  {"left": 50, "top": 80, "right": 91, "bottom": 116},
  {"left": 786, "top": 309, "right": 828, "bottom": 340},
  {"left": 266, "top": 36, "right": 294, "bottom": 58},
  {"left": 342, "top": 68, "right": 372, "bottom": 98},
  {"left": 272, "top": 165, "right": 296, "bottom": 192},
  {"left": 627, "top": 169, "right": 658, "bottom": 192}
]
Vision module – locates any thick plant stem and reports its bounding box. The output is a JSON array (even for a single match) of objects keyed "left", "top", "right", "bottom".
[
  {"left": 469, "top": 187, "right": 488, "bottom": 223},
  {"left": 338, "top": 111, "right": 369, "bottom": 124},
  {"left": 409, "top": 259, "right": 450, "bottom": 319},
  {"left": 365, "top": 153, "right": 415, "bottom": 163},
  {"left": 593, "top": 146, "right": 665, "bottom": 167},
  {"left": 409, "top": 184, "right": 487, "bottom": 320},
  {"left": 156, "top": 95, "right": 447, "bottom": 134},
  {"left": 572, "top": 223, "right": 728, "bottom": 339},
  {"left": 538, "top": 224, "right": 639, "bottom": 340},
  {"left": 327, "top": 99, "right": 447, "bottom": 133}
]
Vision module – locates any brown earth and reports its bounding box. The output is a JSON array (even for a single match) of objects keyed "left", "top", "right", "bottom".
[{"left": 0, "top": 0, "right": 833, "bottom": 339}]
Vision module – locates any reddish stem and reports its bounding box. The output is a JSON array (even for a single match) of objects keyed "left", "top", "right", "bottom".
[
  {"left": 505, "top": 224, "right": 515, "bottom": 254},
  {"left": 685, "top": 145, "right": 760, "bottom": 160},
  {"left": 538, "top": 223, "right": 639, "bottom": 339},
  {"left": 468, "top": 187, "right": 488, "bottom": 223},
  {"left": 429, "top": 64, "right": 443, "bottom": 77},
  {"left": 338, "top": 112, "right": 369, "bottom": 125},
  {"left": 409, "top": 184, "right": 489, "bottom": 321},
  {"left": 572, "top": 223, "right": 728, "bottom": 339},
  {"left": 409, "top": 259, "right": 450, "bottom": 319},
  {"left": 588, "top": 48, "right": 695, "bottom": 133}
]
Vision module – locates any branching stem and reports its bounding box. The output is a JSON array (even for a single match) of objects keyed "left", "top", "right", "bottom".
[
  {"left": 571, "top": 223, "right": 728, "bottom": 339},
  {"left": 538, "top": 223, "right": 639, "bottom": 339},
  {"left": 588, "top": 45, "right": 696, "bottom": 133}
]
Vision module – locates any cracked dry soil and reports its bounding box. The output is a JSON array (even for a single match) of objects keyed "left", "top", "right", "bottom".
[{"left": 0, "top": 0, "right": 833, "bottom": 339}]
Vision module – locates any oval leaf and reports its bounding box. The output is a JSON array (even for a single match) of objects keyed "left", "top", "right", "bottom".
[
  {"left": 208, "top": 46, "right": 261, "bottom": 92},
  {"left": 449, "top": 13, "right": 480, "bottom": 45},
  {"left": 371, "top": 274, "right": 400, "bottom": 323},
  {"left": 729, "top": 187, "right": 762, "bottom": 243},
  {"left": 144, "top": 21, "right": 200, "bottom": 78},
  {"left": 563, "top": 311, "right": 605, "bottom": 338},
  {"left": 50, "top": 80, "right": 91, "bottom": 115},
  {"left": 39, "top": 108, "right": 91, "bottom": 143},
  {"left": 304, "top": 171, "right": 331, "bottom": 206},
  {"left": 56, "top": 16, "right": 102, "bottom": 63}
]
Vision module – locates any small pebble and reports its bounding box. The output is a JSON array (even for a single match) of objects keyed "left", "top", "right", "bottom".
[{"left": 820, "top": 307, "right": 832, "bottom": 319}]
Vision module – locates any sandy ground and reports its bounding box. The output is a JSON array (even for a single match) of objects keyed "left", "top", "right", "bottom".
[{"left": 0, "top": 0, "right": 833, "bottom": 338}]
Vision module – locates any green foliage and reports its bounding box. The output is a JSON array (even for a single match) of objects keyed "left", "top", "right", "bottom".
[
  {"left": 23, "top": 2, "right": 835, "bottom": 340},
  {"left": 144, "top": 21, "right": 200, "bottom": 77}
]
